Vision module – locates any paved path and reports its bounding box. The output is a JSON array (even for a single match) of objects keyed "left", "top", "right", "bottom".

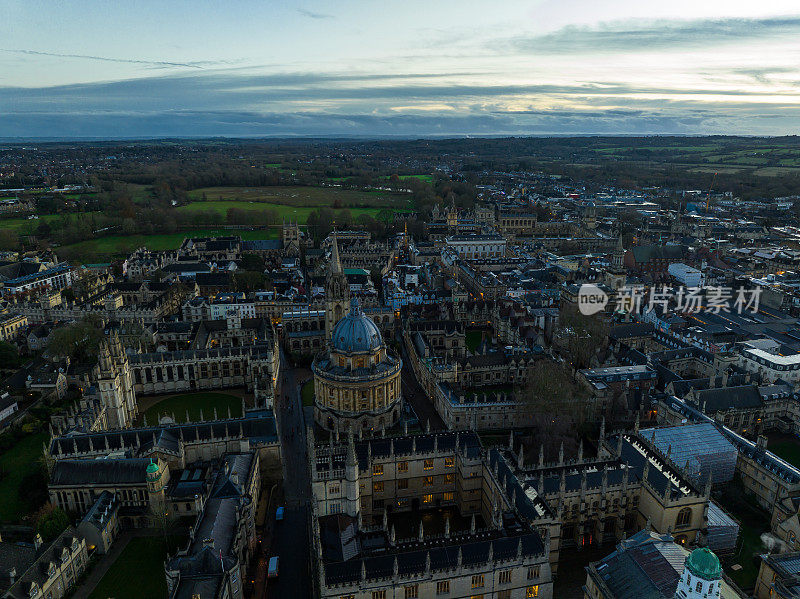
[{"left": 265, "top": 349, "right": 312, "bottom": 599}]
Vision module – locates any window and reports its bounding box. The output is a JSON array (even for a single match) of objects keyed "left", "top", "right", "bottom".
[
  {"left": 436, "top": 581, "right": 450, "bottom": 595},
  {"left": 445, "top": 473, "right": 454, "bottom": 483},
  {"left": 341, "top": 596, "right": 355, "bottom": 599},
  {"left": 398, "top": 479, "right": 409, "bottom": 490},
  {"left": 373, "top": 464, "right": 383, "bottom": 476},
  {"left": 423, "top": 476, "right": 434, "bottom": 487},
  {"left": 423, "top": 494, "right": 433, "bottom": 504},
  {"left": 443, "top": 492, "right": 454, "bottom": 502},
  {"left": 526, "top": 586, "right": 539, "bottom": 598},
  {"left": 471, "top": 574, "right": 484, "bottom": 589},
  {"left": 329, "top": 484, "right": 340, "bottom": 494},
  {"left": 398, "top": 461, "right": 408, "bottom": 473},
  {"left": 424, "top": 459, "right": 434, "bottom": 470},
  {"left": 695, "top": 582, "right": 702, "bottom": 593},
  {"left": 372, "top": 592, "right": 386, "bottom": 599},
  {"left": 527, "top": 566, "right": 540, "bottom": 580},
  {"left": 444, "top": 456, "right": 454, "bottom": 468},
  {"left": 470, "top": 595, "right": 484, "bottom": 599},
  {"left": 373, "top": 481, "right": 384, "bottom": 492},
  {"left": 676, "top": 507, "right": 692, "bottom": 528},
  {"left": 499, "top": 570, "right": 512, "bottom": 584},
  {"left": 404, "top": 584, "right": 419, "bottom": 598},
  {"left": 498, "top": 591, "right": 511, "bottom": 599}
]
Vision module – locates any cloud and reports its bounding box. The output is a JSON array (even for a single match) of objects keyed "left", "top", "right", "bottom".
[
  {"left": 296, "top": 8, "right": 334, "bottom": 20},
  {"left": 507, "top": 15, "right": 800, "bottom": 54},
  {"left": 0, "top": 48, "right": 212, "bottom": 69}
]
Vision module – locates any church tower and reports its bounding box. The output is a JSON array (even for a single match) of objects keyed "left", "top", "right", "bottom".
[
  {"left": 325, "top": 233, "right": 350, "bottom": 340},
  {"left": 97, "top": 331, "right": 137, "bottom": 429},
  {"left": 146, "top": 459, "right": 170, "bottom": 522}
]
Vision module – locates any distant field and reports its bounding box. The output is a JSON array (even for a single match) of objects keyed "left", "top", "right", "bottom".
[
  {"left": 177, "top": 200, "right": 389, "bottom": 223},
  {"left": 57, "top": 228, "right": 278, "bottom": 262},
  {"left": 380, "top": 174, "right": 434, "bottom": 183},
  {"left": 187, "top": 185, "right": 409, "bottom": 209},
  {"left": 0, "top": 212, "right": 102, "bottom": 235}
]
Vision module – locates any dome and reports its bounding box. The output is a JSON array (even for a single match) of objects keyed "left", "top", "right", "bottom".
[
  {"left": 331, "top": 298, "right": 383, "bottom": 353},
  {"left": 685, "top": 547, "right": 721, "bottom": 581},
  {"left": 146, "top": 461, "right": 160, "bottom": 475}
]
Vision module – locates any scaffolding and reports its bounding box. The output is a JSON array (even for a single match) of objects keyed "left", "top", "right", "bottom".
[
  {"left": 706, "top": 501, "right": 740, "bottom": 555},
  {"left": 640, "top": 422, "right": 738, "bottom": 485}
]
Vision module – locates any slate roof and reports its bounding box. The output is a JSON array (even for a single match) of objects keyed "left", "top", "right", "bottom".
[
  {"left": 689, "top": 385, "right": 763, "bottom": 413},
  {"left": 50, "top": 458, "right": 151, "bottom": 487}
]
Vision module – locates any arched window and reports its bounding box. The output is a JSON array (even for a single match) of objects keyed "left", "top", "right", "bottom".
[{"left": 676, "top": 507, "right": 692, "bottom": 528}]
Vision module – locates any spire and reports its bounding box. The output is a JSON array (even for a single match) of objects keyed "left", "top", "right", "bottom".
[{"left": 330, "top": 232, "right": 343, "bottom": 275}]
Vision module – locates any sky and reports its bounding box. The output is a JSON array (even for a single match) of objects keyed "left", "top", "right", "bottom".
[{"left": 2, "top": 0, "right": 800, "bottom": 138}]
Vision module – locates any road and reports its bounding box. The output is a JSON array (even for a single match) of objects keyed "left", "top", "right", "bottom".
[
  {"left": 398, "top": 337, "right": 446, "bottom": 431},
  {"left": 264, "top": 349, "right": 312, "bottom": 599}
]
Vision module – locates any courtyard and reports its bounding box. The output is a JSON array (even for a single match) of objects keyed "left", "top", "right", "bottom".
[{"left": 136, "top": 391, "right": 244, "bottom": 425}]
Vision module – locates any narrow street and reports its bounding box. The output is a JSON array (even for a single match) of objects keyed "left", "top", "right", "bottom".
[
  {"left": 398, "top": 337, "right": 446, "bottom": 431},
  {"left": 263, "top": 349, "right": 312, "bottom": 599}
]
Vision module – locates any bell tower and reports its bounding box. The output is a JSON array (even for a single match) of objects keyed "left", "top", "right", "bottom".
[{"left": 325, "top": 233, "right": 350, "bottom": 340}]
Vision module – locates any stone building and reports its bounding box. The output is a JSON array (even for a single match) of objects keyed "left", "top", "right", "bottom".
[
  {"left": 2, "top": 527, "right": 88, "bottom": 599},
  {"left": 584, "top": 530, "right": 738, "bottom": 599},
  {"left": 165, "top": 452, "right": 261, "bottom": 599},
  {"left": 96, "top": 331, "right": 138, "bottom": 429},
  {"left": 313, "top": 298, "right": 402, "bottom": 433},
  {"left": 325, "top": 234, "right": 351, "bottom": 340},
  {"left": 310, "top": 429, "right": 554, "bottom": 599}
]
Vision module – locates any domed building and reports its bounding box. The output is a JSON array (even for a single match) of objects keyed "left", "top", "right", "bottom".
[{"left": 312, "top": 297, "right": 402, "bottom": 433}]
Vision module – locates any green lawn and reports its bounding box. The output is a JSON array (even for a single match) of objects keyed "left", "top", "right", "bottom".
[
  {"left": 0, "top": 431, "right": 49, "bottom": 522},
  {"left": 187, "top": 185, "right": 409, "bottom": 209},
  {"left": 177, "top": 200, "right": 389, "bottom": 224},
  {"left": 137, "top": 392, "right": 243, "bottom": 425},
  {"left": 301, "top": 380, "right": 315, "bottom": 407},
  {"left": 766, "top": 434, "right": 800, "bottom": 469},
  {"left": 465, "top": 330, "right": 483, "bottom": 353},
  {"left": 57, "top": 228, "right": 277, "bottom": 262},
  {"left": 716, "top": 482, "right": 771, "bottom": 591},
  {"left": 88, "top": 536, "right": 182, "bottom": 599}
]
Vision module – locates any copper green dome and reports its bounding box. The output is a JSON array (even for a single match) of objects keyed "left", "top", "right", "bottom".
[
  {"left": 146, "top": 461, "right": 159, "bottom": 475},
  {"left": 686, "top": 547, "right": 721, "bottom": 580}
]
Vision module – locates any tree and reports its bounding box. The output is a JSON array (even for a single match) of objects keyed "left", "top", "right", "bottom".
[
  {"left": 517, "top": 359, "right": 590, "bottom": 457},
  {"left": 0, "top": 341, "right": 22, "bottom": 368},
  {"left": 233, "top": 270, "right": 266, "bottom": 292},
  {"left": 240, "top": 253, "right": 265, "bottom": 272},
  {"left": 36, "top": 504, "right": 69, "bottom": 542},
  {"left": 557, "top": 307, "right": 610, "bottom": 369},
  {"left": 47, "top": 315, "right": 105, "bottom": 362},
  {"left": 19, "top": 468, "right": 49, "bottom": 514}
]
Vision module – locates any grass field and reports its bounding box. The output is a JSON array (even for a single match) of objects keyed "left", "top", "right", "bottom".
[
  {"left": 57, "top": 228, "right": 278, "bottom": 262},
  {"left": 301, "top": 380, "right": 315, "bottom": 407},
  {"left": 0, "top": 431, "right": 48, "bottom": 522},
  {"left": 88, "top": 536, "right": 183, "bottom": 599},
  {"left": 187, "top": 185, "right": 409, "bottom": 209},
  {"left": 137, "top": 392, "right": 243, "bottom": 425}
]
